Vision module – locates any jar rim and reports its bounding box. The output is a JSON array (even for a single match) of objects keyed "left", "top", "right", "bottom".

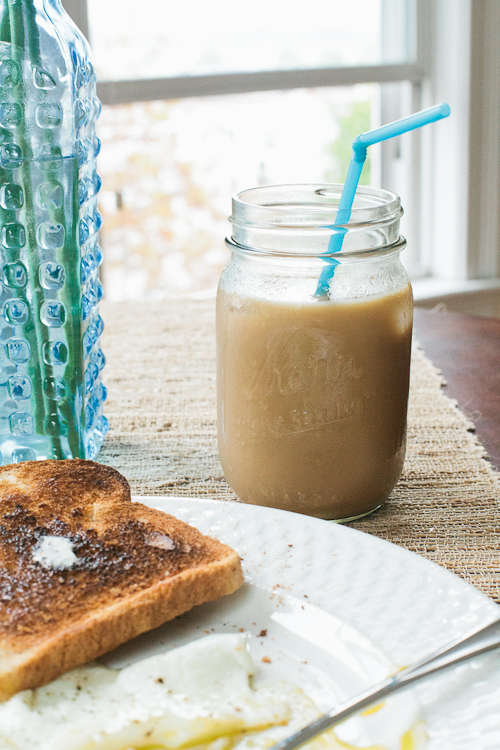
[
  {"left": 225, "top": 234, "right": 407, "bottom": 261},
  {"left": 230, "top": 183, "right": 402, "bottom": 229}
]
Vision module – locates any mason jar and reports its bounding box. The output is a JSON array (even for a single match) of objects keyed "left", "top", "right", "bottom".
[{"left": 216, "top": 184, "right": 413, "bottom": 521}]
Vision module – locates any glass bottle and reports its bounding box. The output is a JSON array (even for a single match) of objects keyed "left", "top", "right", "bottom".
[
  {"left": 217, "top": 184, "right": 413, "bottom": 521},
  {"left": 0, "top": 0, "right": 107, "bottom": 464}
]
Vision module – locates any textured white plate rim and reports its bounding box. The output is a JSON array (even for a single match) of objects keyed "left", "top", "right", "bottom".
[
  {"left": 129, "top": 495, "right": 500, "bottom": 750},
  {"left": 134, "top": 494, "right": 497, "bottom": 613}
]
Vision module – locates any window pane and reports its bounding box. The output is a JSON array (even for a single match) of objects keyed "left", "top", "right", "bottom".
[
  {"left": 88, "top": 0, "right": 411, "bottom": 81},
  {"left": 96, "top": 85, "right": 380, "bottom": 300}
]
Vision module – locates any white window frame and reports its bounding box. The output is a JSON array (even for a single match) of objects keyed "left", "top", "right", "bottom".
[
  {"left": 412, "top": 0, "right": 500, "bottom": 304},
  {"left": 62, "top": 0, "right": 500, "bottom": 302}
]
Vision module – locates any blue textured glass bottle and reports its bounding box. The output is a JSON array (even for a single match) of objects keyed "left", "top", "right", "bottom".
[{"left": 0, "top": 0, "right": 107, "bottom": 463}]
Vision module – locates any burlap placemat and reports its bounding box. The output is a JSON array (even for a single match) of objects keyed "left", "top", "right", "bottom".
[{"left": 99, "top": 298, "right": 500, "bottom": 603}]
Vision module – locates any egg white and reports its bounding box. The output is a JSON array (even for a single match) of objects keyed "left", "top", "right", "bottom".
[
  {"left": 0, "top": 635, "right": 325, "bottom": 750},
  {"left": 0, "top": 634, "right": 423, "bottom": 750}
]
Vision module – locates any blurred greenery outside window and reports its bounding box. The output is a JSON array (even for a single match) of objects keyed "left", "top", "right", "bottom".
[{"left": 95, "top": 88, "right": 378, "bottom": 299}]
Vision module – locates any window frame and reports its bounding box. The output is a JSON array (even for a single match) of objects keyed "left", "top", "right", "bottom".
[
  {"left": 412, "top": 0, "right": 500, "bottom": 303},
  {"left": 61, "top": 0, "right": 500, "bottom": 301}
]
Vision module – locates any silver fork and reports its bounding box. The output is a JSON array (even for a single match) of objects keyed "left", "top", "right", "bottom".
[{"left": 270, "top": 616, "right": 500, "bottom": 750}]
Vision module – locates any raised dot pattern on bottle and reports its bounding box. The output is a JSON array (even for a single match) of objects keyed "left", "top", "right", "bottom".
[
  {"left": 0, "top": 3, "right": 107, "bottom": 464},
  {"left": 73, "top": 52, "right": 107, "bottom": 461}
]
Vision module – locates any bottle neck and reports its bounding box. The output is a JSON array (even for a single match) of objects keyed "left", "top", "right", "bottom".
[
  {"left": 10, "top": 0, "right": 65, "bottom": 13},
  {"left": 30, "top": 0, "right": 64, "bottom": 13}
]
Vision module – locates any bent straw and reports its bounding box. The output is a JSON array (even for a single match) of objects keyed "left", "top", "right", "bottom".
[{"left": 315, "top": 102, "right": 451, "bottom": 297}]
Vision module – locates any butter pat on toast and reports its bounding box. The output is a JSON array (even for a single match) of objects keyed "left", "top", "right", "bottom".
[{"left": 0, "top": 459, "right": 243, "bottom": 700}]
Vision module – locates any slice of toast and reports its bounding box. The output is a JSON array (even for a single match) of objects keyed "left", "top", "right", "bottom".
[{"left": 0, "top": 459, "right": 243, "bottom": 701}]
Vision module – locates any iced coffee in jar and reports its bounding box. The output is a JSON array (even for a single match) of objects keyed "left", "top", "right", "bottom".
[{"left": 216, "top": 184, "right": 413, "bottom": 521}]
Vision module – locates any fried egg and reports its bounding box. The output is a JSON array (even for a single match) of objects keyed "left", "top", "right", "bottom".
[{"left": 0, "top": 634, "right": 423, "bottom": 750}]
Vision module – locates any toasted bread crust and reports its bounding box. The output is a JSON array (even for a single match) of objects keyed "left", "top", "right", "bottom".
[{"left": 0, "top": 460, "right": 243, "bottom": 700}]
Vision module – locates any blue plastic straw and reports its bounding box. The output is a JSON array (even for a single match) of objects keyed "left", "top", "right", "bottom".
[{"left": 315, "top": 102, "right": 451, "bottom": 297}]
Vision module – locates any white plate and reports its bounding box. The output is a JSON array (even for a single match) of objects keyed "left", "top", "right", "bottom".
[{"left": 102, "top": 497, "right": 500, "bottom": 750}]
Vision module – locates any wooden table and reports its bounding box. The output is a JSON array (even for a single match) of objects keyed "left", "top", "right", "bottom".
[{"left": 414, "top": 307, "right": 500, "bottom": 470}]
